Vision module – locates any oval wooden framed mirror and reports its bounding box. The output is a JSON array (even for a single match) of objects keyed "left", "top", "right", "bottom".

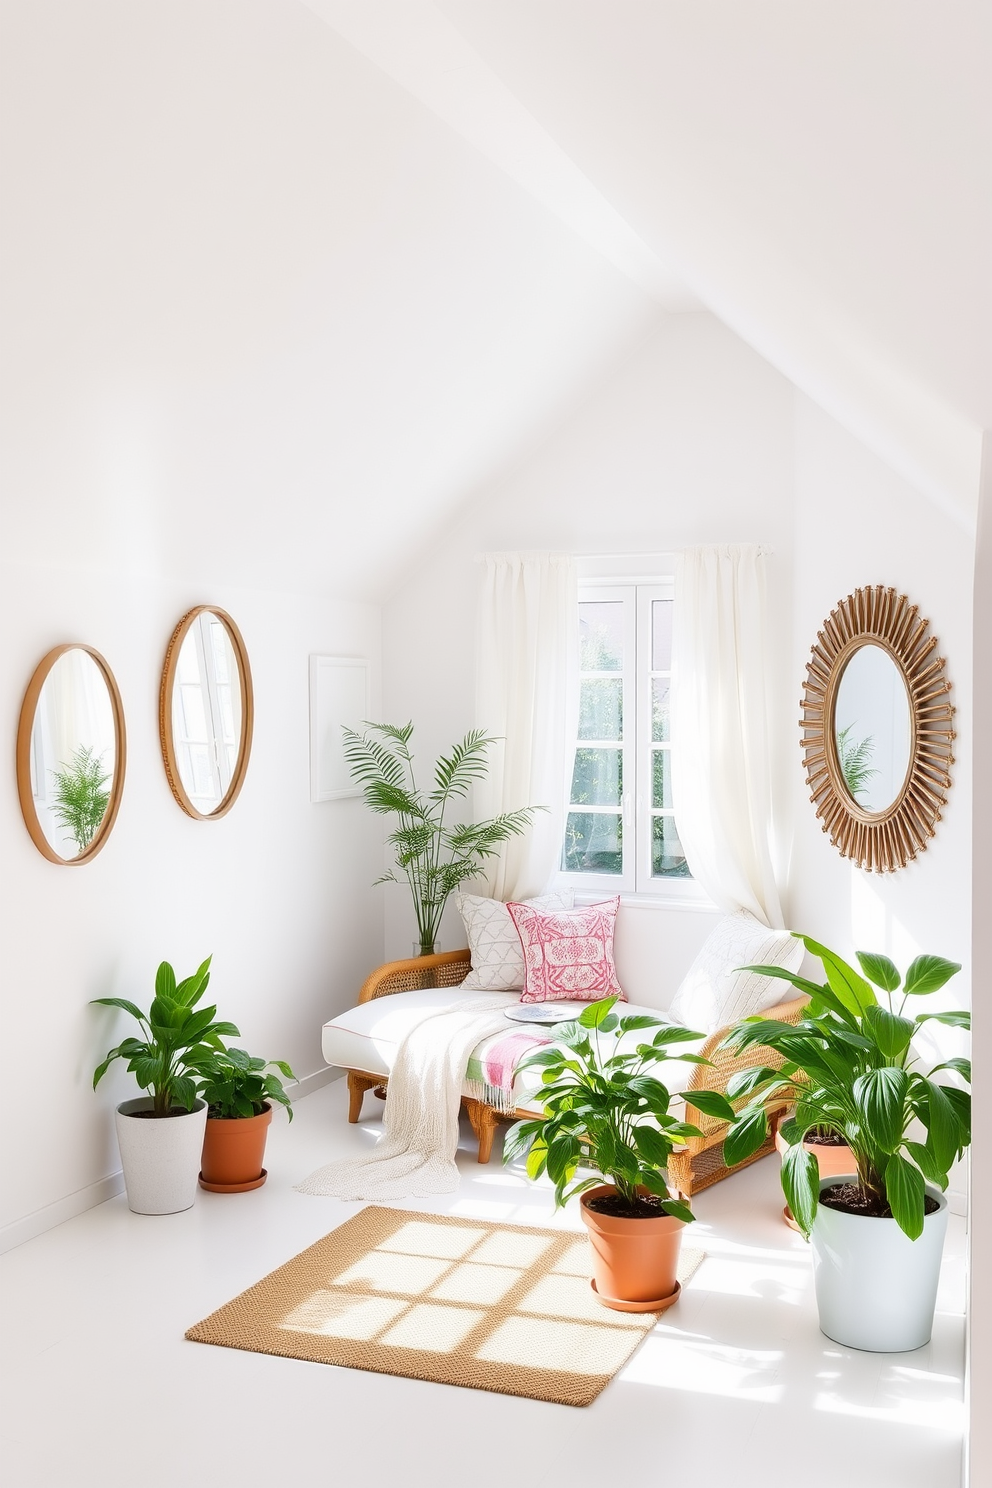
[
  {"left": 16, "top": 644, "right": 127, "bottom": 865},
  {"left": 800, "top": 586, "right": 955, "bottom": 872},
  {"left": 159, "top": 606, "right": 254, "bottom": 820}
]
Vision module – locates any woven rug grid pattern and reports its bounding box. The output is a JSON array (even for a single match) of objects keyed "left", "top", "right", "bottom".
[{"left": 186, "top": 1206, "right": 703, "bottom": 1407}]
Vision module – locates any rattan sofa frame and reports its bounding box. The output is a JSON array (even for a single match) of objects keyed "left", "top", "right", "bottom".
[{"left": 343, "top": 949, "right": 806, "bottom": 1196}]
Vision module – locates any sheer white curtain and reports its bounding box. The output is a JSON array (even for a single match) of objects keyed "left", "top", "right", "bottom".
[
  {"left": 475, "top": 552, "right": 578, "bottom": 900},
  {"left": 670, "top": 545, "right": 785, "bottom": 927}
]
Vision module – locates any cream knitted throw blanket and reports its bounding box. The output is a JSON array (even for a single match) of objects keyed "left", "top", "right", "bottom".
[{"left": 295, "top": 995, "right": 513, "bottom": 1200}]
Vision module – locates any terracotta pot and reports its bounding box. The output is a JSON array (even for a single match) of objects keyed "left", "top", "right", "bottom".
[
  {"left": 580, "top": 1184, "right": 685, "bottom": 1311},
  {"left": 199, "top": 1104, "right": 272, "bottom": 1193},
  {"left": 775, "top": 1120, "right": 856, "bottom": 1230}
]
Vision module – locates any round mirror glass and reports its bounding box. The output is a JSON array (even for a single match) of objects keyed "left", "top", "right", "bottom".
[
  {"left": 17, "top": 646, "right": 125, "bottom": 863},
  {"left": 833, "top": 643, "right": 912, "bottom": 813},
  {"left": 161, "top": 607, "right": 253, "bottom": 818}
]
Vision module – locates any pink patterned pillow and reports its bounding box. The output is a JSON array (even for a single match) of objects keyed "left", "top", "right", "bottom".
[{"left": 507, "top": 897, "right": 626, "bottom": 1004}]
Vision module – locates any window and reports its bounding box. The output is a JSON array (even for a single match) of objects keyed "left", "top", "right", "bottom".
[{"left": 560, "top": 582, "right": 694, "bottom": 896}]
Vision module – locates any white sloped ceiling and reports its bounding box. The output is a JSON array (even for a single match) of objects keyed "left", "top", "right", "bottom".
[{"left": 441, "top": 0, "right": 992, "bottom": 530}]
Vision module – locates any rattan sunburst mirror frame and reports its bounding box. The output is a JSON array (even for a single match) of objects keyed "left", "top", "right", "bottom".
[{"left": 800, "top": 586, "right": 955, "bottom": 873}]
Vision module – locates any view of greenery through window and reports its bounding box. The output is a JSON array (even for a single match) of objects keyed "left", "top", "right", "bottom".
[{"left": 562, "top": 590, "right": 691, "bottom": 887}]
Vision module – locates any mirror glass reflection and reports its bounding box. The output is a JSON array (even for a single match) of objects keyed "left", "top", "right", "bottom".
[
  {"left": 170, "top": 611, "right": 243, "bottom": 814},
  {"left": 29, "top": 649, "right": 117, "bottom": 859},
  {"left": 834, "top": 643, "right": 912, "bottom": 813}
]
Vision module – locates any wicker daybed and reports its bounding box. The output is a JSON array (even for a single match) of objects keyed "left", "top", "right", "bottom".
[{"left": 332, "top": 948, "right": 805, "bottom": 1198}]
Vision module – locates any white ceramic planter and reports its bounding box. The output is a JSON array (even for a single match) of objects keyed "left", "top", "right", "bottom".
[
  {"left": 115, "top": 1097, "right": 207, "bottom": 1215},
  {"left": 810, "top": 1173, "right": 948, "bottom": 1352}
]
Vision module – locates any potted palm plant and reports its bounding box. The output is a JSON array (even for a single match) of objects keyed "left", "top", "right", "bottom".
[
  {"left": 92, "top": 956, "right": 238, "bottom": 1214},
  {"left": 698, "top": 935, "right": 970, "bottom": 1350},
  {"left": 503, "top": 996, "right": 713, "bottom": 1311},
  {"left": 343, "top": 722, "right": 537, "bottom": 956},
  {"left": 196, "top": 1047, "right": 296, "bottom": 1192}
]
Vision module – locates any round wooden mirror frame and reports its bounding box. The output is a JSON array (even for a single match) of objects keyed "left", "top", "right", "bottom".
[
  {"left": 800, "top": 586, "right": 955, "bottom": 873},
  {"left": 159, "top": 605, "right": 254, "bottom": 821},
  {"left": 16, "top": 644, "right": 127, "bottom": 866}
]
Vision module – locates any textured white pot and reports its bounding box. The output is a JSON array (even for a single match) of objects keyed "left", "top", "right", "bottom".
[
  {"left": 810, "top": 1173, "right": 949, "bottom": 1352},
  {"left": 115, "top": 1097, "right": 207, "bottom": 1215}
]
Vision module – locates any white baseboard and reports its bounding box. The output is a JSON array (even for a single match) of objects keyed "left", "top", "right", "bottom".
[
  {"left": 291, "top": 1065, "right": 343, "bottom": 1100},
  {"left": 949, "top": 1188, "right": 968, "bottom": 1219},
  {"left": 0, "top": 1170, "right": 126, "bottom": 1255},
  {"left": 0, "top": 1070, "right": 343, "bottom": 1255}
]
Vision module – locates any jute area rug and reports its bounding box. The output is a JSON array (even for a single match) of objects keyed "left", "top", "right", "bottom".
[{"left": 186, "top": 1206, "right": 704, "bottom": 1407}]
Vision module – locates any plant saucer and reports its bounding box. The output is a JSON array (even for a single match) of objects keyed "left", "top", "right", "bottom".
[
  {"left": 589, "top": 1278, "right": 681, "bottom": 1314},
  {"left": 198, "top": 1169, "right": 267, "bottom": 1194}
]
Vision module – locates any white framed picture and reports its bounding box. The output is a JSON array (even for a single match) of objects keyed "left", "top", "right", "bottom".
[{"left": 309, "top": 656, "right": 370, "bottom": 802}]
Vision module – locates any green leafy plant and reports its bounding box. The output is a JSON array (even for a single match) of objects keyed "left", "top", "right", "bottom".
[
  {"left": 344, "top": 722, "right": 539, "bottom": 955},
  {"left": 694, "top": 936, "right": 970, "bottom": 1241},
  {"left": 92, "top": 956, "right": 239, "bottom": 1117},
  {"left": 50, "top": 744, "right": 111, "bottom": 851},
  {"left": 196, "top": 1047, "right": 297, "bottom": 1121},
  {"left": 836, "top": 724, "right": 879, "bottom": 802},
  {"left": 503, "top": 996, "right": 713, "bottom": 1222}
]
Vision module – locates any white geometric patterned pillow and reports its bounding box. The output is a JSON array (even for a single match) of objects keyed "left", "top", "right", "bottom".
[
  {"left": 668, "top": 909, "right": 804, "bottom": 1035},
  {"left": 456, "top": 891, "right": 575, "bottom": 992}
]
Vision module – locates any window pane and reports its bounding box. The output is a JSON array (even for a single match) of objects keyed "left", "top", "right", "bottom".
[
  {"left": 562, "top": 812, "right": 622, "bottom": 874},
  {"left": 652, "top": 748, "right": 673, "bottom": 809},
  {"left": 651, "top": 816, "right": 690, "bottom": 877},
  {"left": 570, "top": 747, "right": 622, "bottom": 807},
  {"left": 651, "top": 679, "right": 670, "bottom": 742},
  {"left": 652, "top": 599, "right": 673, "bottom": 672},
  {"left": 579, "top": 602, "right": 623, "bottom": 671},
  {"left": 578, "top": 678, "right": 622, "bottom": 740}
]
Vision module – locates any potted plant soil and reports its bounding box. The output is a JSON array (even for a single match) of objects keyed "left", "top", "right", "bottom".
[
  {"left": 196, "top": 1047, "right": 296, "bottom": 1192},
  {"left": 699, "top": 936, "right": 970, "bottom": 1351},
  {"left": 503, "top": 996, "right": 719, "bottom": 1311},
  {"left": 93, "top": 956, "right": 238, "bottom": 1215},
  {"left": 774, "top": 1119, "right": 855, "bottom": 1232}
]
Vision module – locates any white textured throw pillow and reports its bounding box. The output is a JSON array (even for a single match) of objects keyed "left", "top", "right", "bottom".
[
  {"left": 668, "top": 909, "right": 804, "bottom": 1035},
  {"left": 456, "top": 890, "right": 575, "bottom": 991}
]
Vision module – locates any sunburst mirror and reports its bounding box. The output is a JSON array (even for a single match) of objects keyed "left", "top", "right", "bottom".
[{"left": 800, "top": 586, "right": 954, "bottom": 872}]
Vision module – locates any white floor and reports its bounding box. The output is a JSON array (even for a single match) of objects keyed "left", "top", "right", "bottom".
[{"left": 1, "top": 1079, "right": 966, "bottom": 1488}]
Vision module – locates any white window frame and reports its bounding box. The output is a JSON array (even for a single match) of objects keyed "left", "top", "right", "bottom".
[{"left": 555, "top": 567, "right": 713, "bottom": 909}]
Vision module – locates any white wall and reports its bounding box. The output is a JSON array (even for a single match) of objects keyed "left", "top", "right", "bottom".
[
  {"left": 382, "top": 312, "right": 797, "bottom": 995},
  {"left": 0, "top": 563, "right": 383, "bottom": 1247},
  {"left": 968, "top": 433, "right": 991, "bottom": 1488},
  {"left": 790, "top": 396, "right": 973, "bottom": 988}
]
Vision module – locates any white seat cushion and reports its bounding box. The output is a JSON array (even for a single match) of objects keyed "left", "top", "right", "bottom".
[{"left": 322, "top": 988, "right": 705, "bottom": 1115}]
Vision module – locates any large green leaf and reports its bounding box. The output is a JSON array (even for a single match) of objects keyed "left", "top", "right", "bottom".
[
  {"left": 856, "top": 951, "right": 901, "bottom": 992},
  {"left": 726, "top": 1065, "right": 786, "bottom": 1101},
  {"left": 659, "top": 1197, "right": 696, "bottom": 1225},
  {"left": 781, "top": 1141, "right": 820, "bottom": 1238},
  {"left": 633, "top": 1124, "right": 674, "bottom": 1169},
  {"left": 686, "top": 1089, "right": 737, "bottom": 1123},
  {"left": 942, "top": 1085, "right": 971, "bottom": 1147},
  {"left": 735, "top": 964, "right": 827, "bottom": 1002},
  {"left": 904, "top": 1140, "right": 946, "bottom": 1186},
  {"left": 852, "top": 1067, "right": 908, "bottom": 1153},
  {"left": 863, "top": 1004, "right": 914, "bottom": 1059},
  {"left": 885, "top": 1152, "right": 926, "bottom": 1240},
  {"left": 155, "top": 961, "right": 177, "bottom": 1003},
  {"left": 920, "top": 1079, "right": 960, "bottom": 1171},
  {"left": 903, "top": 955, "right": 962, "bottom": 996},
  {"left": 930, "top": 1057, "right": 971, "bottom": 1084},
  {"left": 579, "top": 997, "right": 619, "bottom": 1028},
  {"left": 525, "top": 1137, "right": 549, "bottom": 1180},
  {"left": 800, "top": 935, "right": 876, "bottom": 1016},
  {"left": 90, "top": 996, "right": 147, "bottom": 1025},
  {"left": 723, "top": 1108, "right": 770, "bottom": 1167},
  {"left": 917, "top": 1009, "right": 971, "bottom": 1030}
]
